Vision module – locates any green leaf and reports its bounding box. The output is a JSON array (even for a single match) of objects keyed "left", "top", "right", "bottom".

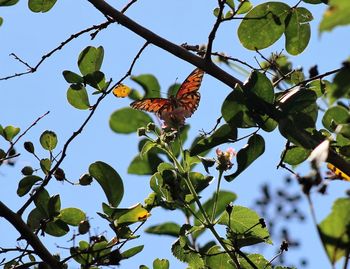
[
  {"left": 34, "top": 188, "right": 50, "bottom": 216},
  {"left": 40, "top": 158, "right": 51, "bottom": 175},
  {"left": 17, "top": 176, "right": 42, "bottom": 197},
  {"left": 219, "top": 205, "right": 271, "bottom": 247},
  {"left": 2, "top": 125, "right": 20, "bottom": 142},
  {"left": 28, "top": 0, "right": 56, "bottom": 12},
  {"left": 62, "top": 70, "right": 84, "bottom": 84},
  {"left": 84, "top": 71, "right": 106, "bottom": 91},
  {"left": 48, "top": 194, "right": 61, "bottom": 218},
  {"left": 0, "top": 0, "right": 19, "bottom": 6},
  {"left": 236, "top": 1, "right": 252, "bottom": 15},
  {"left": 328, "top": 69, "right": 350, "bottom": 103},
  {"left": 225, "top": 134, "right": 265, "bottom": 181},
  {"left": 221, "top": 89, "right": 256, "bottom": 128},
  {"left": 67, "top": 84, "right": 90, "bottom": 110},
  {"left": 131, "top": 74, "right": 161, "bottom": 98},
  {"left": 128, "top": 153, "right": 163, "bottom": 175},
  {"left": 238, "top": 2, "right": 290, "bottom": 50},
  {"left": 244, "top": 71, "right": 274, "bottom": 104},
  {"left": 190, "top": 124, "right": 237, "bottom": 156},
  {"left": 59, "top": 208, "right": 86, "bottom": 226},
  {"left": 45, "top": 219, "right": 69, "bottom": 237},
  {"left": 145, "top": 222, "right": 181, "bottom": 237},
  {"left": 110, "top": 108, "right": 153, "bottom": 134},
  {"left": 78, "top": 46, "right": 104, "bottom": 76},
  {"left": 283, "top": 146, "right": 311, "bottom": 165},
  {"left": 27, "top": 207, "right": 46, "bottom": 231},
  {"left": 322, "top": 105, "right": 350, "bottom": 132},
  {"left": 239, "top": 254, "right": 271, "bottom": 269},
  {"left": 205, "top": 246, "right": 235, "bottom": 269},
  {"left": 121, "top": 245, "right": 144, "bottom": 259},
  {"left": 319, "top": 198, "right": 350, "bottom": 264},
  {"left": 89, "top": 161, "right": 124, "bottom": 207},
  {"left": 320, "top": 0, "right": 350, "bottom": 32},
  {"left": 39, "top": 130, "right": 58, "bottom": 150},
  {"left": 308, "top": 79, "right": 330, "bottom": 98},
  {"left": 153, "top": 259, "right": 170, "bottom": 269},
  {"left": 102, "top": 203, "right": 150, "bottom": 224},
  {"left": 284, "top": 7, "right": 312, "bottom": 55},
  {"left": 302, "top": 0, "right": 323, "bottom": 3},
  {"left": 0, "top": 17, "right": 3, "bottom": 26},
  {"left": 171, "top": 239, "right": 205, "bottom": 269}
]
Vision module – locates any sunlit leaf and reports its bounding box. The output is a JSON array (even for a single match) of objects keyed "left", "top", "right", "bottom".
[
  {"left": 320, "top": 0, "right": 350, "bottom": 32},
  {"left": 219, "top": 205, "right": 271, "bottom": 247},
  {"left": 285, "top": 7, "right": 312, "bottom": 55},
  {"left": 145, "top": 222, "right": 181, "bottom": 237},
  {"left": 205, "top": 246, "right": 235, "bottom": 269},
  {"left": 239, "top": 254, "right": 271, "bottom": 269},
  {"left": 171, "top": 238, "right": 205, "bottom": 268},
  {"left": 282, "top": 146, "right": 311, "bottom": 165},
  {"left": 109, "top": 108, "right": 153, "bottom": 134},
  {"left": 102, "top": 203, "right": 150, "bottom": 225},
  {"left": 59, "top": 208, "right": 86, "bottom": 226},
  {"left": 89, "top": 161, "right": 124, "bottom": 207},
  {"left": 40, "top": 158, "right": 51, "bottom": 175},
  {"left": 39, "top": 130, "right": 57, "bottom": 150},
  {"left": 121, "top": 245, "right": 144, "bottom": 259},
  {"left": 322, "top": 105, "right": 350, "bottom": 132},
  {"left": 238, "top": 2, "right": 290, "bottom": 50},
  {"left": 2, "top": 125, "right": 20, "bottom": 142},
  {"left": 67, "top": 84, "right": 90, "bottom": 110},
  {"left": 78, "top": 46, "right": 104, "bottom": 76},
  {"left": 319, "top": 198, "right": 350, "bottom": 264},
  {"left": 153, "top": 258, "right": 170, "bottom": 269}
]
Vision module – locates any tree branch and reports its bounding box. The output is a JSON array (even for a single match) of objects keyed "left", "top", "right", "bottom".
[
  {"left": 86, "top": 0, "right": 350, "bottom": 179},
  {"left": 0, "top": 201, "right": 63, "bottom": 269},
  {"left": 87, "top": 0, "right": 244, "bottom": 88}
]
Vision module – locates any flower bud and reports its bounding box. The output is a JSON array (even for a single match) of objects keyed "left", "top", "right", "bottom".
[
  {"left": 79, "top": 173, "right": 93, "bottom": 186},
  {"left": 146, "top": 122, "right": 156, "bottom": 132},
  {"left": 21, "top": 166, "right": 34, "bottom": 175},
  {"left": 54, "top": 168, "right": 65, "bottom": 181},
  {"left": 78, "top": 220, "right": 90, "bottom": 234},
  {"left": 137, "top": 127, "right": 146, "bottom": 137}
]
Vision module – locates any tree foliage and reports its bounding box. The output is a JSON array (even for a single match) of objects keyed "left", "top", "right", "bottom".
[{"left": 1, "top": 0, "right": 350, "bottom": 268}]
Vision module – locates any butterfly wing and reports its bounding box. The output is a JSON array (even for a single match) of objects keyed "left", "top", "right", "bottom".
[
  {"left": 176, "top": 68, "right": 204, "bottom": 117},
  {"left": 130, "top": 98, "right": 174, "bottom": 117}
]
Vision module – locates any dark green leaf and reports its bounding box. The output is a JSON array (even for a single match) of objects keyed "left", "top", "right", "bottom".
[
  {"left": 39, "top": 130, "right": 57, "bottom": 150},
  {"left": 0, "top": 0, "right": 19, "bottom": 6},
  {"left": 121, "top": 245, "right": 144, "bottom": 259},
  {"left": 131, "top": 74, "right": 161, "bottom": 98},
  {"left": 319, "top": 198, "right": 350, "bottom": 264},
  {"left": 302, "top": 0, "right": 323, "bottom": 3},
  {"left": 27, "top": 208, "right": 45, "bottom": 231},
  {"left": 282, "top": 146, "right": 311, "bottom": 165},
  {"left": 67, "top": 84, "right": 90, "bottom": 110},
  {"left": 285, "top": 7, "right": 312, "bottom": 55},
  {"left": 328, "top": 69, "right": 350, "bottom": 103},
  {"left": 48, "top": 194, "right": 61, "bottom": 218},
  {"left": 78, "top": 46, "right": 104, "bottom": 76},
  {"left": 110, "top": 108, "right": 153, "bottom": 134},
  {"left": 238, "top": 2, "right": 290, "bottom": 50},
  {"left": 45, "top": 219, "right": 69, "bottom": 237},
  {"left": 153, "top": 259, "right": 170, "bottom": 269},
  {"left": 89, "top": 161, "right": 124, "bottom": 207},
  {"left": 84, "top": 71, "right": 106, "bottom": 91},
  {"left": 28, "top": 0, "right": 56, "bottom": 12},
  {"left": 17, "top": 176, "right": 42, "bottom": 197},
  {"left": 145, "top": 222, "right": 181, "bottom": 237},
  {"left": 322, "top": 106, "right": 350, "bottom": 132},
  {"left": 244, "top": 71, "right": 274, "bottom": 104},
  {"left": 219, "top": 205, "right": 271, "bottom": 247},
  {"left": 319, "top": 0, "right": 350, "bottom": 32},
  {"left": 59, "top": 208, "right": 86, "bottom": 226},
  {"left": 225, "top": 134, "right": 265, "bottom": 181},
  {"left": 190, "top": 124, "right": 237, "bottom": 156},
  {"left": 34, "top": 188, "right": 50, "bottom": 216},
  {"left": 62, "top": 70, "right": 84, "bottom": 84}
]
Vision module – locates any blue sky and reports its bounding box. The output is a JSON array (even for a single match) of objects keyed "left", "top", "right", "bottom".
[{"left": 1, "top": 0, "right": 350, "bottom": 268}]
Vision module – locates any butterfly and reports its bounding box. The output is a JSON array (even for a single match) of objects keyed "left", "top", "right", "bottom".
[{"left": 130, "top": 68, "right": 204, "bottom": 119}]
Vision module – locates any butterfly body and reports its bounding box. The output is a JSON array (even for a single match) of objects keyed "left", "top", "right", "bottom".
[{"left": 130, "top": 68, "right": 204, "bottom": 120}]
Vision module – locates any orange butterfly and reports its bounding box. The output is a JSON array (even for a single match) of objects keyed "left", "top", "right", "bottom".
[{"left": 130, "top": 68, "right": 204, "bottom": 119}]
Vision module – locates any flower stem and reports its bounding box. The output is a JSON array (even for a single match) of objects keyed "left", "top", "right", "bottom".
[{"left": 211, "top": 170, "right": 223, "bottom": 222}]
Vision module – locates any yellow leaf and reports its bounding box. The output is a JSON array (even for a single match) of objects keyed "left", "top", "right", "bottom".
[
  {"left": 327, "top": 163, "right": 350, "bottom": 182},
  {"left": 113, "top": 84, "right": 131, "bottom": 98}
]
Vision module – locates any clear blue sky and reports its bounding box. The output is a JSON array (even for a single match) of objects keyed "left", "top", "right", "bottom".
[{"left": 1, "top": 0, "right": 350, "bottom": 268}]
